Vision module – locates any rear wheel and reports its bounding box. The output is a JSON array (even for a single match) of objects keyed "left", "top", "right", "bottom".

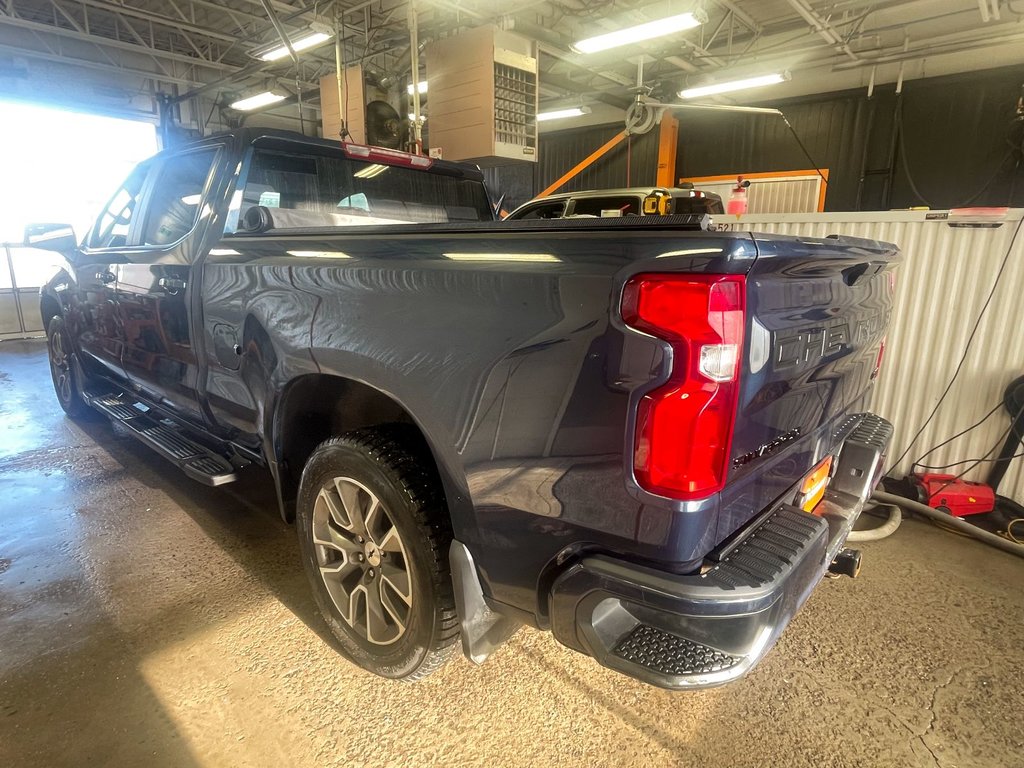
[
  {"left": 46, "top": 316, "right": 96, "bottom": 420},
  {"left": 296, "top": 427, "right": 459, "bottom": 680}
]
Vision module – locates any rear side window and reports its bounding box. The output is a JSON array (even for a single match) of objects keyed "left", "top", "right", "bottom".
[
  {"left": 88, "top": 162, "right": 152, "bottom": 249},
  {"left": 240, "top": 149, "right": 492, "bottom": 229},
  {"left": 142, "top": 149, "right": 219, "bottom": 245}
]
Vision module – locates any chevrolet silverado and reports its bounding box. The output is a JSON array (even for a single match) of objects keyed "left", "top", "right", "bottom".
[{"left": 30, "top": 128, "right": 898, "bottom": 689}]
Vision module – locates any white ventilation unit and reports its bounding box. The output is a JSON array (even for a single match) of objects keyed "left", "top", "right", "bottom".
[{"left": 425, "top": 25, "right": 539, "bottom": 165}]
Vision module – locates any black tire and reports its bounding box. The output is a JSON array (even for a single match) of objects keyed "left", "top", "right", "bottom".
[
  {"left": 46, "top": 316, "right": 98, "bottom": 421},
  {"left": 296, "top": 427, "right": 459, "bottom": 681}
]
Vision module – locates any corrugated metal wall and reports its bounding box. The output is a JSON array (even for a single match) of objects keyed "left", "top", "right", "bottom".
[
  {"left": 686, "top": 176, "right": 823, "bottom": 214},
  {"left": 722, "top": 210, "right": 1024, "bottom": 496}
]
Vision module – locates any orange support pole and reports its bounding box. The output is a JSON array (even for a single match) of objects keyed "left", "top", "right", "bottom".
[
  {"left": 656, "top": 114, "right": 679, "bottom": 188},
  {"left": 536, "top": 129, "right": 629, "bottom": 199}
]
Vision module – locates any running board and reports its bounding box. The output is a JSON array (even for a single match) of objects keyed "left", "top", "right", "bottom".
[{"left": 84, "top": 388, "right": 243, "bottom": 486}]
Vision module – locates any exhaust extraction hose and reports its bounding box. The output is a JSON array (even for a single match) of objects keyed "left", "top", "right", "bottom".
[
  {"left": 847, "top": 502, "right": 902, "bottom": 542},
  {"left": 872, "top": 490, "right": 1024, "bottom": 559}
]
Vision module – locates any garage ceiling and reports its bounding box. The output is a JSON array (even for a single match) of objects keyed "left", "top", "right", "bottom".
[{"left": 1, "top": 0, "right": 1022, "bottom": 125}]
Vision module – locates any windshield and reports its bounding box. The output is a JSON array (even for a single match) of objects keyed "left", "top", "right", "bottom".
[{"left": 240, "top": 148, "right": 492, "bottom": 230}]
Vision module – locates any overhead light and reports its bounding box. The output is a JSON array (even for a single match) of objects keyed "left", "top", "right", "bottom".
[
  {"left": 286, "top": 250, "right": 351, "bottom": 259},
  {"left": 353, "top": 163, "right": 388, "bottom": 179},
  {"left": 229, "top": 91, "right": 287, "bottom": 111},
  {"left": 537, "top": 106, "right": 591, "bottom": 122},
  {"left": 258, "top": 30, "right": 333, "bottom": 61},
  {"left": 446, "top": 252, "right": 561, "bottom": 263},
  {"left": 680, "top": 72, "right": 791, "bottom": 99},
  {"left": 407, "top": 81, "right": 428, "bottom": 95},
  {"left": 572, "top": 12, "right": 704, "bottom": 54}
]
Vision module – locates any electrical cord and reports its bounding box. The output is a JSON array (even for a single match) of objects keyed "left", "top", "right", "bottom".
[
  {"left": 916, "top": 450, "right": 1024, "bottom": 471},
  {"left": 921, "top": 399, "right": 1024, "bottom": 501},
  {"left": 892, "top": 97, "right": 1019, "bottom": 208},
  {"left": 910, "top": 402, "right": 1002, "bottom": 470},
  {"left": 896, "top": 100, "right": 1017, "bottom": 208},
  {"left": 1007, "top": 519, "right": 1024, "bottom": 544},
  {"left": 779, "top": 112, "right": 828, "bottom": 187},
  {"left": 888, "top": 213, "right": 1024, "bottom": 472}
]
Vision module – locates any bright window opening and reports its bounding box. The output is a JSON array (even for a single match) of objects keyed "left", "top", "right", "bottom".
[{"left": 0, "top": 101, "right": 158, "bottom": 243}]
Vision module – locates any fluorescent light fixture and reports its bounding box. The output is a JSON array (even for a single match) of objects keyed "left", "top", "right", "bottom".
[
  {"left": 537, "top": 106, "right": 591, "bottom": 122},
  {"left": 407, "top": 81, "right": 428, "bottom": 95},
  {"left": 353, "top": 163, "right": 388, "bottom": 179},
  {"left": 259, "top": 31, "right": 332, "bottom": 61},
  {"left": 680, "top": 72, "right": 790, "bottom": 99},
  {"left": 657, "top": 248, "right": 724, "bottom": 257},
  {"left": 572, "top": 12, "right": 703, "bottom": 54},
  {"left": 229, "top": 91, "right": 287, "bottom": 111},
  {"left": 443, "top": 252, "right": 560, "bottom": 263},
  {"left": 286, "top": 250, "right": 352, "bottom": 259}
]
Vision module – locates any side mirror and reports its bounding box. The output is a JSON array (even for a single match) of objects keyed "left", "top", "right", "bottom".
[{"left": 24, "top": 223, "right": 77, "bottom": 255}]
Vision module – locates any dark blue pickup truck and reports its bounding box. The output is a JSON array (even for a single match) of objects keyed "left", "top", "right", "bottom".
[{"left": 30, "top": 129, "right": 897, "bottom": 689}]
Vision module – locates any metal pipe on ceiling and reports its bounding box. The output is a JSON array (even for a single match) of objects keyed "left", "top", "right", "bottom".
[
  {"left": 258, "top": 0, "right": 300, "bottom": 64},
  {"left": 832, "top": 29, "right": 1024, "bottom": 70},
  {"left": 0, "top": 13, "right": 237, "bottom": 72},
  {"left": 408, "top": 0, "right": 423, "bottom": 151},
  {"left": 784, "top": 0, "right": 860, "bottom": 61}
]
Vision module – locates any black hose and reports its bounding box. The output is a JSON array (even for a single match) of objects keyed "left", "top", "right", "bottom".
[{"left": 872, "top": 491, "right": 1024, "bottom": 559}]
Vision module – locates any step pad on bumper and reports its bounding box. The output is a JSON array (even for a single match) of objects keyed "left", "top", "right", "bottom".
[
  {"left": 85, "top": 388, "right": 242, "bottom": 486},
  {"left": 613, "top": 625, "right": 739, "bottom": 677},
  {"left": 703, "top": 506, "right": 827, "bottom": 590}
]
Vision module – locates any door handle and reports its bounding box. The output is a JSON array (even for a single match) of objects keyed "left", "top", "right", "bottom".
[
  {"left": 158, "top": 277, "right": 187, "bottom": 293},
  {"left": 95, "top": 271, "right": 115, "bottom": 284}
]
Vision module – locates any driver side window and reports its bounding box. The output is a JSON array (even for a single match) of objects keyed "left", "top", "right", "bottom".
[{"left": 88, "top": 162, "right": 152, "bottom": 249}]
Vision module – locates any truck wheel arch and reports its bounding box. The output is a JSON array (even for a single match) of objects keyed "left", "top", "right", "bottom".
[
  {"left": 40, "top": 292, "right": 61, "bottom": 329},
  {"left": 271, "top": 374, "right": 465, "bottom": 533}
]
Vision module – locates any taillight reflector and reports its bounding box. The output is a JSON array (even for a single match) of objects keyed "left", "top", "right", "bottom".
[
  {"left": 798, "top": 455, "right": 833, "bottom": 512},
  {"left": 621, "top": 273, "right": 746, "bottom": 499}
]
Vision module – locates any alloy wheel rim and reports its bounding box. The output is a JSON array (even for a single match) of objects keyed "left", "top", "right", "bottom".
[
  {"left": 311, "top": 476, "right": 413, "bottom": 645},
  {"left": 48, "top": 329, "right": 72, "bottom": 404}
]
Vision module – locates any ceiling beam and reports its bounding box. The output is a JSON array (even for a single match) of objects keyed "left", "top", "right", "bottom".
[
  {"left": 0, "top": 11, "right": 236, "bottom": 73},
  {"left": 0, "top": 38, "right": 201, "bottom": 88}
]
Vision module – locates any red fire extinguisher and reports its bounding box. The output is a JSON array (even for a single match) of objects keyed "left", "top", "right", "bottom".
[{"left": 727, "top": 176, "right": 751, "bottom": 215}]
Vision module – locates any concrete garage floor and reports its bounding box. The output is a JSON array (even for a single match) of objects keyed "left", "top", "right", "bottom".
[{"left": 1, "top": 339, "right": 1021, "bottom": 768}]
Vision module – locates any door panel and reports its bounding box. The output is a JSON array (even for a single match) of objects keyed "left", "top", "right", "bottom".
[
  {"left": 69, "top": 256, "right": 125, "bottom": 382},
  {"left": 72, "top": 161, "right": 155, "bottom": 381},
  {"left": 117, "top": 147, "right": 220, "bottom": 425},
  {"left": 116, "top": 261, "right": 198, "bottom": 416}
]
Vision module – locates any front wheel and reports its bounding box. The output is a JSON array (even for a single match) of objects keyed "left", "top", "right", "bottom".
[
  {"left": 46, "top": 316, "right": 97, "bottom": 420},
  {"left": 295, "top": 427, "right": 459, "bottom": 681}
]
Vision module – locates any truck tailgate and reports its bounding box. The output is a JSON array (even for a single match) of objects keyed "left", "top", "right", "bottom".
[{"left": 719, "top": 232, "right": 899, "bottom": 540}]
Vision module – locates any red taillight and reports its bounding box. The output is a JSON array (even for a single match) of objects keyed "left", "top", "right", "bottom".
[
  {"left": 621, "top": 273, "right": 746, "bottom": 499},
  {"left": 871, "top": 336, "right": 886, "bottom": 380}
]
